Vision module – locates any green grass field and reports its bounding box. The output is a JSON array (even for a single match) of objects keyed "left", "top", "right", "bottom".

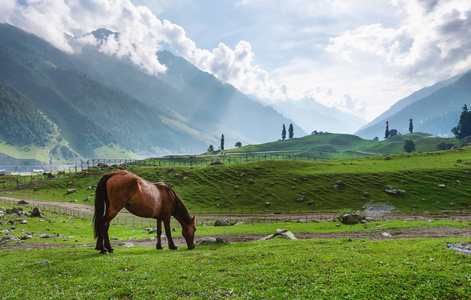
[
  {"left": 3, "top": 146, "right": 471, "bottom": 215},
  {"left": 1, "top": 204, "right": 471, "bottom": 299}
]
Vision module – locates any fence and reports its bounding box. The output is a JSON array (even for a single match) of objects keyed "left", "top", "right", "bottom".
[{"left": 79, "top": 154, "right": 318, "bottom": 170}]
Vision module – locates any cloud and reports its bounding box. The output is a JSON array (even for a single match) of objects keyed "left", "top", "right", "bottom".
[
  {"left": 328, "top": 0, "right": 471, "bottom": 80},
  {"left": 0, "top": 0, "right": 285, "bottom": 100}
]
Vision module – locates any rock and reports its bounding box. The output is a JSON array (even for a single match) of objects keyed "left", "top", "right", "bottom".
[
  {"left": 39, "top": 234, "right": 51, "bottom": 238},
  {"left": 18, "top": 200, "right": 29, "bottom": 204},
  {"left": 333, "top": 185, "right": 340, "bottom": 190},
  {"left": 31, "top": 207, "right": 44, "bottom": 217},
  {"left": 19, "top": 219, "right": 28, "bottom": 224},
  {"left": 67, "top": 189, "right": 77, "bottom": 194},
  {"left": 438, "top": 184, "right": 446, "bottom": 188},
  {"left": 365, "top": 217, "right": 375, "bottom": 222},
  {"left": 196, "top": 237, "right": 228, "bottom": 245},
  {"left": 381, "top": 232, "right": 392, "bottom": 237},
  {"left": 84, "top": 196, "right": 91, "bottom": 202},
  {"left": 260, "top": 229, "right": 297, "bottom": 240},
  {"left": 384, "top": 186, "right": 405, "bottom": 195},
  {"left": 214, "top": 219, "right": 230, "bottom": 226},
  {"left": 0, "top": 235, "right": 20, "bottom": 244},
  {"left": 233, "top": 222, "right": 244, "bottom": 226},
  {"left": 362, "top": 192, "right": 369, "bottom": 197},
  {"left": 341, "top": 214, "right": 365, "bottom": 225},
  {"left": 265, "top": 202, "right": 271, "bottom": 207},
  {"left": 119, "top": 242, "right": 135, "bottom": 248},
  {"left": 39, "top": 260, "right": 52, "bottom": 264},
  {"left": 0, "top": 221, "right": 6, "bottom": 226},
  {"left": 335, "top": 181, "right": 343, "bottom": 186},
  {"left": 295, "top": 195, "right": 305, "bottom": 203},
  {"left": 21, "top": 235, "right": 32, "bottom": 240},
  {"left": 306, "top": 201, "right": 315, "bottom": 205},
  {"left": 300, "top": 176, "right": 308, "bottom": 181},
  {"left": 70, "top": 199, "right": 78, "bottom": 203},
  {"left": 248, "top": 179, "right": 254, "bottom": 184}
]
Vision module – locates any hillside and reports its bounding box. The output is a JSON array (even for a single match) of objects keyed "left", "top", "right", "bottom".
[
  {"left": 356, "top": 71, "right": 471, "bottom": 139},
  {"left": 0, "top": 24, "right": 304, "bottom": 164},
  {"left": 5, "top": 145, "right": 471, "bottom": 214},
  {"left": 222, "top": 132, "right": 459, "bottom": 160}
]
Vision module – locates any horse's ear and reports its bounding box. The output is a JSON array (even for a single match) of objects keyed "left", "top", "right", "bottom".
[{"left": 192, "top": 215, "right": 196, "bottom": 223}]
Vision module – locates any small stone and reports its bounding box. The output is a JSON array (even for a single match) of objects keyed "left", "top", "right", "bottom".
[{"left": 39, "top": 260, "right": 52, "bottom": 264}]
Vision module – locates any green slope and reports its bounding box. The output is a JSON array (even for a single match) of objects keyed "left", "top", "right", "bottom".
[{"left": 7, "top": 146, "right": 471, "bottom": 214}]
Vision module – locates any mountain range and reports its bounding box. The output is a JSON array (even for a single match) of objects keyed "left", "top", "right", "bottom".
[
  {"left": 0, "top": 24, "right": 307, "bottom": 163},
  {"left": 356, "top": 71, "right": 470, "bottom": 139}
]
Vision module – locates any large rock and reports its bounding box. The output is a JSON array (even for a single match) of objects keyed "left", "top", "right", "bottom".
[
  {"left": 31, "top": 207, "right": 44, "bottom": 217},
  {"left": 214, "top": 219, "right": 230, "bottom": 226},
  {"left": 196, "top": 237, "right": 228, "bottom": 245},
  {"left": 0, "top": 235, "right": 20, "bottom": 244},
  {"left": 341, "top": 214, "right": 365, "bottom": 225}
]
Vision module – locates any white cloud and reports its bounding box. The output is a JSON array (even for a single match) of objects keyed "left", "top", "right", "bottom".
[{"left": 328, "top": 0, "right": 471, "bottom": 80}]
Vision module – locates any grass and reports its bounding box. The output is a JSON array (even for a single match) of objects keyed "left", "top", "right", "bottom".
[
  {"left": 2, "top": 204, "right": 471, "bottom": 299},
  {"left": 3, "top": 146, "right": 471, "bottom": 214},
  {"left": 1, "top": 238, "right": 471, "bottom": 299}
]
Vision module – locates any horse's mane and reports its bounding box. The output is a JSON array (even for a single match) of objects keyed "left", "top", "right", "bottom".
[
  {"left": 158, "top": 182, "right": 193, "bottom": 224},
  {"left": 173, "top": 191, "right": 193, "bottom": 224}
]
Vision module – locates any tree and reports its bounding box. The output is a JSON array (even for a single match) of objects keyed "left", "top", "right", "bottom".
[
  {"left": 207, "top": 144, "right": 214, "bottom": 153},
  {"left": 404, "top": 139, "right": 416, "bottom": 153},
  {"left": 235, "top": 141, "right": 242, "bottom": 148},
  {"left": 389, "top": 129, "right": 398, "bottom": 137},
  {"left": 373, "top": 137, "right": 379, "bottom": 141},
  {"left": 385, "top": 121, "right": 390, "bottom": 139},
  {"left": 409, "top": 119, "right": 413, "bottom": 134},
  {"left": 220, "top": 134, "right": 225, "bottom": 151},
  {"left": 281, "top": 124, "right": 286, "bottom": 140},
  {"left": 288, "top": 123, "right": 294, "bottom": 139},
  {"left": 451, "top": 104, "right": 471, "bottom": 140}
]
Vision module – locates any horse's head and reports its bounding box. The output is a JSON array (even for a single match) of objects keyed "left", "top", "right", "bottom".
[{"left": 182, "top": 215, "right": 196, "bottom": 249}]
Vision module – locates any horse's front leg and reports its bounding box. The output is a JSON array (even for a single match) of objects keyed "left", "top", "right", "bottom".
[
  {"left": 156, "top": 218, "right": 163, "bottom": 250},
  {"left": 163, "top": 217, "right": 178, "bottom": 250}
]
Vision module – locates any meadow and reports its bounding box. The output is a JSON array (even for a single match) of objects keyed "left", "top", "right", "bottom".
[{"left": 1, "top": 203, "right": 471, "bottom": 299}]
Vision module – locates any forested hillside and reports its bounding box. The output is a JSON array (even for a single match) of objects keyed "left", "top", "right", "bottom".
[{"left": 0, "top": 78, "right": 52, "bottom": 146}]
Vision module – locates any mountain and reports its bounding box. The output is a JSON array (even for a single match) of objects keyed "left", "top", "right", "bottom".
[
  {"left": 273, "top": 97, "right": 367, "bottom": 134},
  {"left": 356, "top": 71, "right": 470, "bottom": 139},
  {"left": 0, "top": 23, "right": 305, "bottom": 163}
]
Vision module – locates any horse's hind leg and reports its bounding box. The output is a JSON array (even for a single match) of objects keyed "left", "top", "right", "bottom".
[
  {"left": 163, "top": 216, "right": 178, "bottom": 250},
  {"left": 156, "top": 218, "right": 163, "bottom": 250},
  {"left": 102, "top": 208, "right": 120, "bottom": 253}
]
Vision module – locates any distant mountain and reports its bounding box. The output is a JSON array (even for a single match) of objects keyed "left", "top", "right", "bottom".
[
  {"left": 273, "top": 97, "right": 367, "bottom": 134},
  {"left": 356, "top": 71, "right": 470, "bottom": 139},
  {"left": 0, "top": 23, "right": 305, "bottom": 162}
]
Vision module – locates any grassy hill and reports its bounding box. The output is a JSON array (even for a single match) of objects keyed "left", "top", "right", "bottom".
[
  {"left": 221, "top": 132, "right": 459, "bottom": 160},
  {"left": 4, "top": 145, "right": 471, "bottom": 214}
]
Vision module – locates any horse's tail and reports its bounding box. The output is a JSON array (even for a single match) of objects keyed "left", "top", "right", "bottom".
[{"left": 93, "top": 173, "right": 112, "bottom": 239}]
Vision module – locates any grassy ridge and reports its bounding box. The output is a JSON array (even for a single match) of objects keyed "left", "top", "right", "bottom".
[{"left": 4, "top": 146, "right": 471, "bottom": 214}]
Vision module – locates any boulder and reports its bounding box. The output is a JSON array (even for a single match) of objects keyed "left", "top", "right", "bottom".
[
  {"left": 18, "top": 200, "right": 29, "bottom": 204},
  {"left": 67, "top": 188, "right": 77, "bottom": 194},
  {"left": 341, "top": 214, "right": 365, "bottom": 225},
  {"left": 214, "top": 219, "right": 230, "bottom": 226},
  {"left": 31, "top": 207, "right": 44, "bottom": 217},
  {"left": 0, "top": 235, "right": 20, "bottom": 244}
]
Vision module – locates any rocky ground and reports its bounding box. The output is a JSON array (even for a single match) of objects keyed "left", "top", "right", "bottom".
[{"left": 1, "top": 197, "right": 471, "bottom": 254}]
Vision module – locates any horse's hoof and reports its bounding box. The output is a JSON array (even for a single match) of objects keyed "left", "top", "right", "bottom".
[
  {"left": 100, "top": 250, "right": 109, "bottom": 255},
  {"left": 108, "top": 249, "right": 114, "bottom": 253},
  {"left": 170, "top": 246, "right": 178, "bottom": 250},
  {"left": 156, "top": 246, "right": 163, "bottom": 250}
]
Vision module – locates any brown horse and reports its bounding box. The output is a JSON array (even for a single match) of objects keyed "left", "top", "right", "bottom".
[{"left": 93, "top": 170, "right": 196, "bottom": 254}]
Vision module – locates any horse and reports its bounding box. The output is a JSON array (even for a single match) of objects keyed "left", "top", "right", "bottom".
[{"left": 93, "top": 170, "right": 196, "bottom": 254}]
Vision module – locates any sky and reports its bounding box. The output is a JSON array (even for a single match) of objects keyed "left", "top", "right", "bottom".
[{"left": 2, "top": 0, "right": 471, "bottom": 121}]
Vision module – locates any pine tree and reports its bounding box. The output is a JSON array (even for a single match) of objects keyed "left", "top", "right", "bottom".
[
  {"left": 288, "top": 123, "right": 294, "bottom": 139},
  {"left": 409, "top": 119, "right": 413, "bottom": 134},
  {"left": 220, "top": 134, "right": 225, "bottom": 151},
  {"left": 385, "top": 121, "right": 390, "bottom": 139},
  {"left": 281, "top": 124, "right": 286, "bottom": 140},
  {"left": 452, "top": 105, "right": 471, "bottom": 140}
]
